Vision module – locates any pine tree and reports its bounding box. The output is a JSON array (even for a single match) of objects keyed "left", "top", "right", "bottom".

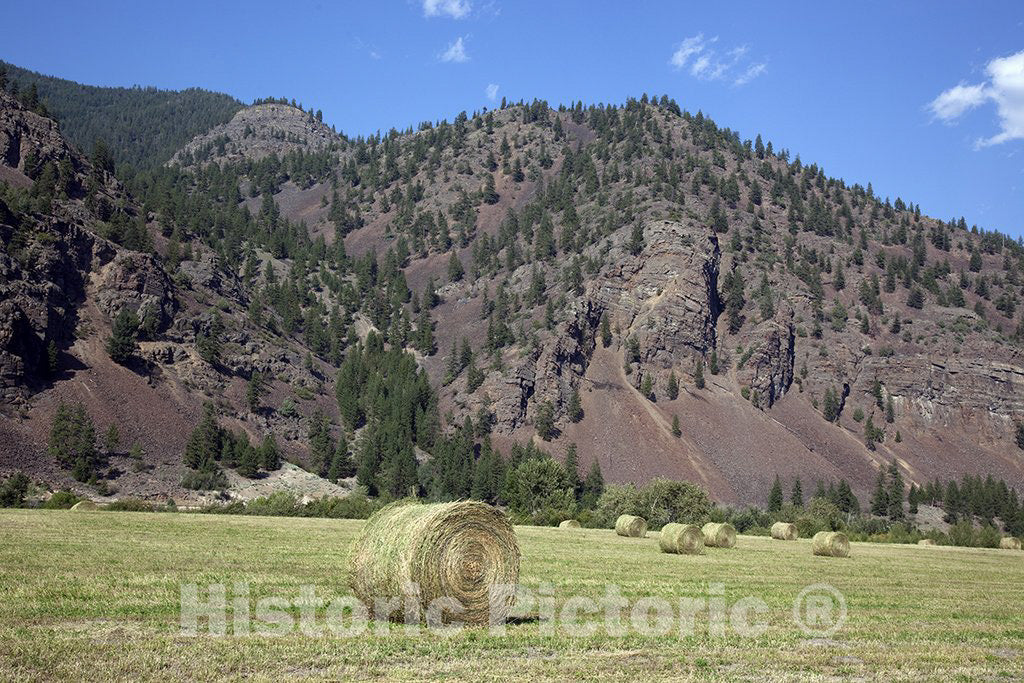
[
  {"left": 48, "top": 402, "right": 98, "bottom": 481},
  {"left": 767, "top": 474, "right": 784, "bottom": 512},
  {"left": 564, "top": 443, "right": 582, "bottom": 500},
  {"left": 448, "top": 251, "right": 465, "bottom": 282},
  {"left": 694, "top": 360, "right": 705, "bottom": 390},
  {"left": 627, "top": 222, "right": 645, "bottom": 255},
  {"left": 666, "top": 371, "right": 679, "bottom": 400},
  {"left": 887, "top": 461, "right": 905, "bottom": 520},
  {"left": 535, "top": 401, "right": 555, "bottom": 441},
  {"left": 870, "top": 467, "right": 889, "bottom": 516},
  {"left": 260, "top": 435, "right": 281, "bottom": 471},
  {"left": 106, "top": 308, "right": 139, "bottom": 365},
  {"left": 908, "top": 484, "right": 919, "bottom": 515},
  {"left": 104, "top": 424, "right": 120, "bottom": 454},
  {"left": 791, "top": 477, "right": 804, "bottom": 507},
  {"left": 600, "top": 313, "right": 612, "bottom": 347},
  {"left": 582, "top": 460, "right": 604, "bottom": 508},
  {"left": 567, "top": 388, "right": 583, "bottom": 422},
  {"left": 641, "top": 374, "right": 654, "bottom": 400},
  {"left": 671, "top": 415, "right": 682, "bottom": 438},
  {"left": 246, "top": 372, "right": 266, "bottom": 413}
]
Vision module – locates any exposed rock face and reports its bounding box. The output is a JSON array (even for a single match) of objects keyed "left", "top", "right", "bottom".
[
  {"left": 594, "top": 220, "right": 720, "bottom": 368},
  {"left": 93, "top": 252, "right": 176, "bottom": 331},
  {"left": 170, "top": 103, "right": 339, "bottom": 166},
  {"left": 737, "top": 304, "right": 795, "bottom": 408},
  {"left": 530, "top": 298, "right": 603, "bottom": 422},
  {"left": 0, "top": 94, "right": 76, "bottom": 184}
]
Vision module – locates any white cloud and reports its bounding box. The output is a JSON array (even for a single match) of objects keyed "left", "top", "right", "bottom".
[
  {"left": 734, "top": 62, "right": 766, "bottom": 86},
  {"left": 440, "top": 36, "right": 469, "bottom": 63},
  {"left": 669, "top": 33, "right": 765, "bottom": 86},
  {"left": 669, "top": 34, "right": 714, "bottom": 70},
  {"left": 928, "top": 83, "right": 988, "bottom": 122},
  {"left": 423, "top": 0, "right": 470, "bottom": 19},
  {"left": 485, "top": 83, "right": 499, "bottom": 101},
  {"left": 929, "top": 49, "right": 1024, "bottom": 147}
]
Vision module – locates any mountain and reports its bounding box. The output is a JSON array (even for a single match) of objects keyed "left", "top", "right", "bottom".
[
  {"left": 0, "top": 61, "right": 242, "bottom": 170},
  {"left": 1, "top": 66, "right": 1023, "bottom": 507}
]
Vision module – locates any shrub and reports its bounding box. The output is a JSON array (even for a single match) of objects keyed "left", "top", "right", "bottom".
[
  {"left": 0, "top": 472, "right": 30, "bottom": 507},
  {"left": 42, "top": 491, "right": 82, "bottom": 509}
]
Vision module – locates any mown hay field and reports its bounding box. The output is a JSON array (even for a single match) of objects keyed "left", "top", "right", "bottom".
[{"left": 1, "top": 510, "right": 1023, "bottom": 681}]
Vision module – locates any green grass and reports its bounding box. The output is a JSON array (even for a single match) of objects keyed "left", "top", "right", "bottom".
[{"left": 1, "top": 510, "right": 1022, "bottom": 681}]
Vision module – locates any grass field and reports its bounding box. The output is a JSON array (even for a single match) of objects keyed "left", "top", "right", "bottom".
[{"left": 1, "top": 510, "right": 1023, "bottom": 681}]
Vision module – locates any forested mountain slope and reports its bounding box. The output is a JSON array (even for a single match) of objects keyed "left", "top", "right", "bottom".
[
  {"left": 0, "top": 61, "right": 242, "bottom": 171},
  {"left": 2, "top": 66, "right": 1023, "bottom": 506}
]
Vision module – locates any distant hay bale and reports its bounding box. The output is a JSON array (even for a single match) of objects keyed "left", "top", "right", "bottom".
[
  {"left": 770, "top": 522, "right": 799, "bottom": 541},
  {"left": 615, "top": 514, "right": 647, "bottom": 538},
  {"left": 558, "top": 520, "right": 581, "bottom": 529},
  {"left": 812, "top": 531, "right": 850, "bottom": 558},
  {"left": 917, "top": 539, "right": 936, "bottom": 547},
  {"left": 69, "top": 500, "right": 99, "bottom": 511},
  {"left": 348, "top": 500, "right": 520, "bottom": 626},
  {"left": 658, "top": 523, "right": 705, "bottom": 555},
  {"left": 1000, "top": 537, "right": 1022, "bottom": 551},
  {"left": 702, "top": 522, "right": 737, "bottom": 548}
]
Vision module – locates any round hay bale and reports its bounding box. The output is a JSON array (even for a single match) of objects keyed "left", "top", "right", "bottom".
[
  {"left": 558, "top": 519, "right": 581, "bottom": 529},
  {"left": 917, "top": 539, "right": 936, "bottom": 547},
  {"left": 702, "top": 522, "right": 737, "bottom": 548},
  {"left": 348, "top": 500, "right": 520, "bottom": 626},
  {"left": 615, "top": 514, "right": 647, "bottom": 538},
  {"left": 658, "top": 523, "right": 705, "bottom": 555},
  {"left": 770, "top": 522, "right": 799, "bottom": 541},
  {"left": 999, "top": 537, "right": 1022, "bottom": 551},
  {"left": 614, "top": 518, "right": 647, "bottom": 540},
  {"left": 69, "top": 500, "right": 98, "bottom": 511},
  {"left": 812, "top": 531, "right": 850, "bottom": 558}
]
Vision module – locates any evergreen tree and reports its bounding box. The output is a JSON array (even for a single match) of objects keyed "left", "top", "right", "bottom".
[
  {"left": 106, "top": 308, "right": 139, "bottom": 365},
  {"left": 887, "top": 461, "right": 905, "bottom": 520},
  {"left": 448, "top": 251, "right": 465, "bottom": 282},
  {"left": 767, "top": 475, "right": 784, "bottom": 512},
  {"left": 791, "top": 477, "right": 804, "bottom": 507},
  {"left": 694, "top": 359, "right": 705, "bottom": 390},
  {"left": 535, "top": 401, "right": 556, "bottom": 441},
  {"left": 671, "top": 414, "right": 682, "bottom": 438},
  {"left": 567, "top": 388, "right": 583, "bottom": 422},
  {"left": 564, "top": 443, "right": 582, "bottom": 500},
  {"left": 103, "top": 424, "right": 120, "bottom": 454},
  {"left": 666, "top": 371, "right": 679, "bottom": 400},
  {"left": 870, "top": 467, "right": 889, "bottom": 516},
  {"left": 48, "top": 402, "right": 98, "bottom": 482},
  {"left": 260, "top": 435, "right": 281, "bottom": 471},
  {"left": 600, "top": 313, "right": 612, "bottom": 347},
  {"left": 641, "top": 374, "right": 654, "bottom": 400},
  {"left": 246, "top": 372, "right": 266, "bottom": 413},
  {"left": 582, "top": 459, "right": 605, "bottom": 508}
]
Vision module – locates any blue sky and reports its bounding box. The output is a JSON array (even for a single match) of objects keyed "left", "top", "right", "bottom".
[{"left": 5, "top": 1, "right": 1024, "bottom": 237}]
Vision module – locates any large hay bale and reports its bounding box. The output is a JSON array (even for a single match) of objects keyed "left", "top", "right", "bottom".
[
  {"left": 1000, "top": 537, "right": 1022, "bottom": 551},
  {"left": 658, "top": 523, "right": 705, "bottom": 555},
  {"left": 348, "top": 500, "right": 520, "bottom": 626},
  {"left": 69, "top": 500, "right": 98, "bottom": 511},
  {"left": 702, "top": 522, "right": 737, "bottom": 548},
  {"left": 615, "top": 514, "right": 647, "bottom": 538},
  {"left": 558, "top": 519, "right": 581, "bottom": 529},
  {"left": 917, "top": 539, "right": 936, "bottom": 547},
  {"left": 770, "top": 522, "right": 799, "bottom": 541},
  {"left": 812, "top": 531, "right": 850, "bottom": 558}
]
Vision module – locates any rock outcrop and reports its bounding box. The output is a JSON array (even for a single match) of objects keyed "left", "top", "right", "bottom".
[{"left": 170, "top": 103, "right": 339, "bottom": 166}]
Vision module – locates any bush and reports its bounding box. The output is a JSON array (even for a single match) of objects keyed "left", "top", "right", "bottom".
[
  {"left": 42, "top": 491, "right": 82, "bottom": 509},
  {"left": 595, "top": 479, "right": 711, "bottom": 530},
  {"left": 181, "top": 466, "right": 228, "bottom": 491},
  {"left": 0, "top": 472, "right": 30, "bottom": 507}
]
